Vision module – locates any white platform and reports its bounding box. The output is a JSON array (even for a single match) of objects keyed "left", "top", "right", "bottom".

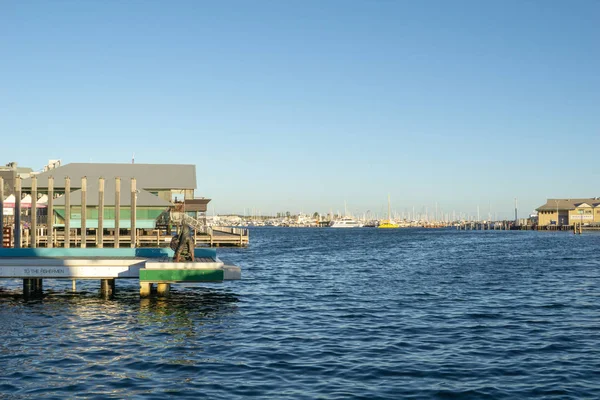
[{"left": 0, "top": 258, "right": 241, "bottom": 280}]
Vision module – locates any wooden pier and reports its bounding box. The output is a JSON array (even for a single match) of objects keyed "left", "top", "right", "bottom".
[
  {"left": 198, "top": 226, "right": 249, "bottom": 247},
  {"left": 1, "top": 176, "right": 249, "bottom": 249},
  {"left": 456, "top": 221, "right": 586, "bottom": 233},
  {"left": 0, "top": 174, "right": 243, "bottom": 299},
  {"left": 0, "top": 225, "right": 248, "bottom": 248},
  {"left": 456, "top": 221, "right": 516, "bottom": 230}
]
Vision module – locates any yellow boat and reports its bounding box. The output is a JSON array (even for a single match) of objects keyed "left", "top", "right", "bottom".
[
  {"left": 378, "top": 195, "right": 399, "bottom": 229},
  {"left": 378, "top": 220, "right": 399, "bottom": 229}
]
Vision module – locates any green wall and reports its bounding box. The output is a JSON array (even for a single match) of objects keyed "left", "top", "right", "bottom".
[{"left": 54, "top": 206, "right": 167, "bottom": 229}]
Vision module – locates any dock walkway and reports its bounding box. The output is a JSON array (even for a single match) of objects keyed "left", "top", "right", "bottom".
[{"left": 0, "top": 248, "right": 241, "bottom": 298}]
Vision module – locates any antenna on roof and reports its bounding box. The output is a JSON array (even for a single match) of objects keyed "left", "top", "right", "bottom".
[{"left": 132, "top": 153, "right": 135, "bottom": 164}]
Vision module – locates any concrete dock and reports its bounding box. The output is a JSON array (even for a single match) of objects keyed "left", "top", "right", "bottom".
[{"left": 0, "top": 248, "right": 241, "bottom": 298}]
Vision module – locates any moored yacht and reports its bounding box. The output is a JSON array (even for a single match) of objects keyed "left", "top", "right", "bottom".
[
  {"left": 329, "top": 217, "right": 363, "bottom": 228},
  {"left": 378, "top": 194, "right": 399, "bottom": 229}
]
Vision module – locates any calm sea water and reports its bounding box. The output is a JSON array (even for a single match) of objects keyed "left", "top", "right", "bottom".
[{"left": 1, "top": 228, "right": 600, "bottom": 399}]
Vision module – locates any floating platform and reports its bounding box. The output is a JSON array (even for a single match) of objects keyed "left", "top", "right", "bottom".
[{"left": 0, "top": 248, "right": 241, "bottom": 297}]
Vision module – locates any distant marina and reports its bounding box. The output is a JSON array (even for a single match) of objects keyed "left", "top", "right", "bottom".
[
  {"left": 2, "top": 159, "right": 600, "bottom": 255},
  {"left": 207, "top": 198, "right": 600, "bottom": 232},
  {"left": 210, "top": 214, "right": 598, "bottom": 232}
]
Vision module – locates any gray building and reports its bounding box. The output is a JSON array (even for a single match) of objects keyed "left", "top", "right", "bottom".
[
  {"left": 19, "top": 163, "right": 199, "bottom": 229},
  {"left": 0, "top": 162, "right": 33, "bottom": 195},
  {"left": 21, "top": 163, "right": 197, "bottom": 202}
]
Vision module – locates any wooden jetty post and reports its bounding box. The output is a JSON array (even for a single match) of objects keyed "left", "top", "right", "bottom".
[
  {"left": 0, "top": 176, "right": 4, "bottom": 248},
  {"left": 23, "top": 278, "right": 33, "bottom": 298},
  {"left": 47, "top": 177, "right": 54, "bottom": 248},
  {"left": 22, "top": 277, "right": 43, "bottom": 298},
  {"left": 31, "top": 176, "right": 37, "bottom": 247},
  {"left": 100, "top": 278, "right": 115, "bottom": 297},
  {"left": 14, "top": 177, "right": 21, "bottom": 248},
  {"left": 81, "top": 177, "right": 87, "bottom": 248},
  {"left": 140, "top": 282, "right": 152, "bottom": 297},
  {"left": 130, "top": 178, "right": 136, "bottom": 248},
  {"left": 64, "top": 177, "right": 71, "bottom": 248},
  {"left": 34, "top": 278, "right": 43, "bottom": 295},
  {"left": 157, "top": 283, "right": 171, "bottom": 297},
  {"left": 114, "top": 177, "right": 120, "bottom": 248},
  {"left": 98, "top": 177, "right": 104, "bottom": 248}
]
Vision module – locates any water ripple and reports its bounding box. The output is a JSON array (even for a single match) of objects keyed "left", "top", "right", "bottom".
[{"left": 1, "top": 228, "right": 600, "bottom": 398}]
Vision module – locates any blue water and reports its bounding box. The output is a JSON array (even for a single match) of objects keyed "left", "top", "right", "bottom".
[{"left": 1, "top": 228, "right": 600, "bottom": 399}]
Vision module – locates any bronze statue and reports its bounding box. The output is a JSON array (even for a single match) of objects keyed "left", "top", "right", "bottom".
[{"left": 171, "top": 223, "right": 195, "bottom": 262}]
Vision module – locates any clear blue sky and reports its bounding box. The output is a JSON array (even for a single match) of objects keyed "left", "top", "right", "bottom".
[{"left": 1, "top": 1, "right": 598, "bottom": 218}]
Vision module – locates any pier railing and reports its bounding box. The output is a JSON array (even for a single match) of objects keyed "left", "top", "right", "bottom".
[
  {"left": 169, "top": 213, "right": 249, "bottom": 246},
  {"left": 170, "top": 212, "right": 212, "bottom": 235},
  {"left": 213, "top": 226, "right": 248, "bottom": 236}
]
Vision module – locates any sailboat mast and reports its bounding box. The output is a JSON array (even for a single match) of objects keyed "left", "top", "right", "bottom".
[{"left": 388, "top": 194, "right": 391, "bottom": 221}]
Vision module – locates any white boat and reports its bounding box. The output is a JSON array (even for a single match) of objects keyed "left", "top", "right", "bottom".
[
  {"left": 329, "top": 217, "right": 362, "bottom": 228},
  {"left": 329, "top": 201, "right": 363, "bottom": 228}
]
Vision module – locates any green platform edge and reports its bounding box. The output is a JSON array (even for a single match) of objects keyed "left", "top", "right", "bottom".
[{"left": 139, "top": 269, "right": 224, "bottom": 282}]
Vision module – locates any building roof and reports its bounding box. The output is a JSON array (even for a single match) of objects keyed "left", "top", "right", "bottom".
[
  {"left": 184, "top": 198, "right": 212, "bottom": 212},
  {"left": 21, "top": 163, "right": 196, "bottom": 190},
  {"left": 536, "top": 198, "right": 600, "bottom": 211},
  {"left": 52, "top": 182, "right": 172, "bottom": 208}
]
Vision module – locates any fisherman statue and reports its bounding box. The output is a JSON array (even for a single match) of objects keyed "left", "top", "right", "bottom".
[{"left": 170, "top": 223, "right": 195, "bottom": 262}]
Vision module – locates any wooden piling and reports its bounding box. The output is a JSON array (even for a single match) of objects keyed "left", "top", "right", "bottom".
[
  {"left": 130, "top": 178, "right": 136, "bottom": 248},
  {"left": 47, "top": 177, "right": 54, "bottom": 248},
  {"left": 34, "top": 278, "right": 43, "bottom": 295},
  {"left": 115, "top": 177, "right": 120, "bottom": 248},
  {"left": 31, "top": 176, "right": 37, "bottom": 247},
  {"left": 14, "top": 177, "right": 21, "bottom": 248},
  {"left": 98, "top": 177, "right": 104, "bottom": 248},
  {"left": 23, "top": 279, "right": 33, "bottom": 297},
  {"left": 22, "top": 278, "right": 44, "bottom": 298},
  {"left": 64, "top": 177, "right": 71, "bottom": 248},
  {"left": 157, "top": 283, "right": 171, "bottom": 297},
  {"left": 140, "top": 282, "right": 151, "bottom": 297},
  {"left": 0, "top": 176, "right": 4, "bottom": 249},
  {"left": 81, "top": 177, "right": 87, "bottom": 248},
  {"left": 100, "top": 278, "right": 115, "bottom": 297}
]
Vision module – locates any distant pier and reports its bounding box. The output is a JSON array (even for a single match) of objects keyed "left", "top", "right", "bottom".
[{"left": 456, "top": 221, "right": 586, "bottom": 233}]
